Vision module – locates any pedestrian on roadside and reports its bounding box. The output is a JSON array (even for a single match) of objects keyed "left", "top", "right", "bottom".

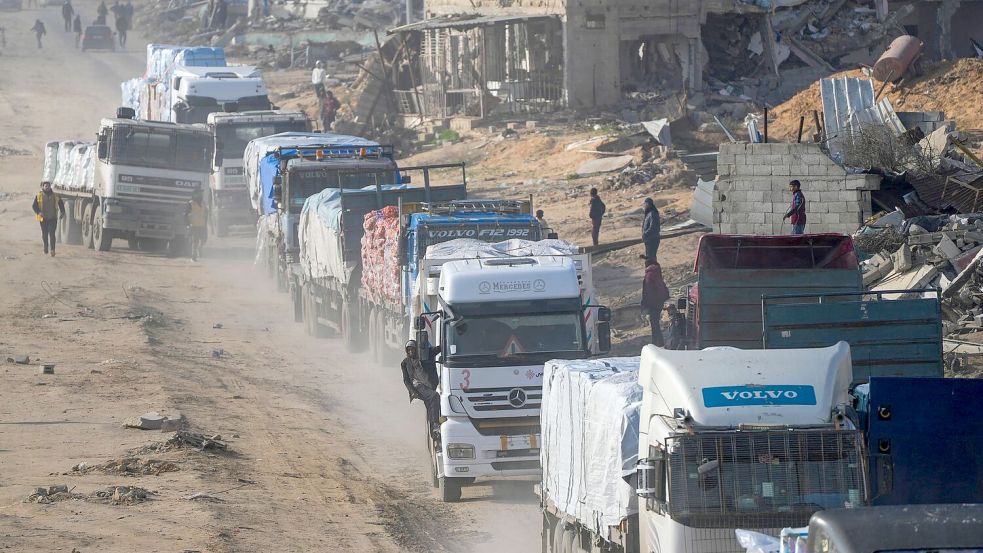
[
  {"left": 115, "top": 10, "right": 128, "bottom": 47},
  {"left": 400, "top": 340, "right": 441, "bottom": 439},
  {"left": 32, "top": 181, "right": 65, "bottom": 257},
  {"left": 641, "top": 197, "right": 661, "bottom": 261},
  {"left": 664, "top": 304, "right": 687, "bottom": 350},
  {"left": 30, "top": 19, "right": 46, "bottom": 49},
  {"left": 318, "top": 89, "right": 340, "bottom": 131},
  {"left": 96, "top": 1, "right": 108, "bottom": 24},
  {"left": 311, "top": 60, "right": 326, "bottom": 98},
  {"left": 62, "top": 0, "right": 74, "bottom": 31},
  {"left": 588, "top": 187, "right": 605, "bottom": 246},
  {"left": 73, "top": 15, "right": 82, "bottom": 47},
  {"left": 641, "top": 257, "right": 669, "bottom": 347},
  {"left": 186, "top": 190, "right": 207, "bottom": 261},
  {"left": 535, "top": 209, "right": 548, "bottom": 231},
  {"left": 783, "top": 179, "right": 807, "bottom": 235}
]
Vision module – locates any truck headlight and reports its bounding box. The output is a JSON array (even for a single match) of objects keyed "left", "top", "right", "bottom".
[{"left": 447, "top": 443, "right": 475, "bottom": 460}]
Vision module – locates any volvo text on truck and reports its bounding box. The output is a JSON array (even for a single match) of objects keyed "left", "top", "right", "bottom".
[
  {"left": 43, "top": 111, "right": 212, "bottom": 253},
  {"left": 206, "top": 110, "right": 309, "bottom": 236},
  {"left": 540, "top": 343, "right": 868, "bottom": 553}
]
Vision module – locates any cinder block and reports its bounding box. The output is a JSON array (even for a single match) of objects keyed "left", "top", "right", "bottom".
[
  {"left": 802, "top": 154, "right": 826, "bottom": 165},
  {"left": 826, "top": 201, "right": 848, "bottom": 213},
  {"left": 771, "top": 164, "right": 791, "bottom": 176},
  {"left": 807, "top": 164, "right": 829, "bottom": 176},
  {"left": 818, "top": 191, "right": 839, "bottom": 203},
  {"left": 746, "top": 191, "right": 765, "bottom": 202},
  {"left": 787, "top": 165, "right": 809, "bottom": 176},
  {"left": 838, "top": 190, "right": 860, "bottom": 202},
  {"left": 752, "top": 180, "right": 774, "bottom": 191},
  {"left": 752, "top": 165, "right": 773, "bottom": 176},
  {"left": 843, "top": 201, "right": 862, "bottom": 212},
  {"left": 747, "top": 212, "right": 765, "bottom": 224},
  {"left": 728, "top": 190, "right": 747, "bottom": 203}
]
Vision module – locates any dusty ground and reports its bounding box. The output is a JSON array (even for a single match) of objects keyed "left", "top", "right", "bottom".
[{"left": 0, "top": 4, "right": 542, "bottom": 551}]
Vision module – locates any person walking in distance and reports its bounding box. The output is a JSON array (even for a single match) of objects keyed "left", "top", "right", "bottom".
[
  {"left": 783, "top": 179, "right": 807, "bottom": 235},
  {"left": 96, "top": 1, "right": 108, "bottom": 24},
  {"left": 32, "top": 182, "right": 65, "bottom": 257},
  {"left": 72, "top": 15, "right": 82, "bottom": 47},
  {"left": 400, "top": 340, "right": 442, "bottom": 438},
  {"left": 588, "top": 187, "right": 606, "bottom": 246},
  {"left": 318, "top": 89, "right": 341, "bottom": 132},
  {"left": 62, "top": 0, "right": 74, "bottom": 31},
  {"left": 641, "top": 257, "right": 669, "bottom": 347},
  {"left": 30, "top": 19, "right": 46, "bottom": 49},
  {"left": 641, "top": 197, "right": 661, "bottom": 261},
  {"left": 186, "top": 190, "right": 207, "bottom": 261},
  {"left": 311, "top": 60, "right": 327, "bottom": 98}
]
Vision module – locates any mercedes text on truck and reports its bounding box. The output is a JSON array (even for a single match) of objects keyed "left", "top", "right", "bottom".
[
  {"left": 206, "top": 111, "right": 309, "bottom": 236},
  {"left": 45, "top": 110, "right": 212, "bottom": 253}
]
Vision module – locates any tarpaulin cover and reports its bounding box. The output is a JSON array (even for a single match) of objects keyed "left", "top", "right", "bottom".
[
  {"left": 42, "top": 140, "right": 79, "bottom": 182},
  {"left": 424, "top": 238, "right": 579, "bottom": 259},
  {"left": 299, "top": 185, "right": 406, "bottom": 283},
  {"left": 243, "top": 132, "right": 380, "bottom": 212},
  {"left": 120, "top": 77, "right": 145, "bottom": 113},
  {"left": 254, "top": 213, "right": 280, "bottom": 266},
  {"left": 541, "top": 357, "right": 642, "bottom": 538},
  {"left": 145, "top": 44, "right": 226, "bottom": 80},
  {"left": 51, "top": 142, "right": 95, "bottom": 193},
  {"left": 361, "top": 205, "right": 402, "bottom": 304}
]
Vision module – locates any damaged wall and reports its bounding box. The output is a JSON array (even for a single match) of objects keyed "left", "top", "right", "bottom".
[{"left": 714, "top": 142, "right": 881, "bottom": 235}]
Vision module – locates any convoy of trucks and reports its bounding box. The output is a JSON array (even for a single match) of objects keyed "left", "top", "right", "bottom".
[
  {"left": 43, "top": 111, "right": 213, "bottom": 252},
  {"left": 206, "top": 111, "right": 309, "bottom": 236}
]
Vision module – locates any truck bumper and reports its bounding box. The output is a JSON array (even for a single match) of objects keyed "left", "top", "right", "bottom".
[
  {"left": 103, "top": 201, "right": 188, "bottom": 240},
  {"left": 440, "top": 417, "right": 541, "bottom": 479}
]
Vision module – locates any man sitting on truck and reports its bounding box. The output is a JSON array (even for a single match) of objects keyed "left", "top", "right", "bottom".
[
  {"left": 32, "top": 181, "right": 65, "bottom": 257},
  {"left": 401, "top": 340, "right": 441, "bottom": 438}
]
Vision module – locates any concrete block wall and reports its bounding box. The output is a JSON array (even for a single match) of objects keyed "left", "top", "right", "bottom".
[
  {"left": 896, "top": 111, "right": 955, "bottom": 135},
  {"left": 713, "top": 142, "right": 881, "bottom": 235}
]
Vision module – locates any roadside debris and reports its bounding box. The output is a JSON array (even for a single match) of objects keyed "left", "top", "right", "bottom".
[
  {"left": 123, "top": 411, "right": 172, "bottom": 431},
  {"left": 94, "top": 485, "right": 155, "bottom": 505},
  {"left": 71, "top": 457, "right": 179, "bottom": 476},
  {"left": 26, "top": 485, "right": 78, "bottom": 504},
  {"left": 169, "top": 430, "right": 228, "bottom": 451}
]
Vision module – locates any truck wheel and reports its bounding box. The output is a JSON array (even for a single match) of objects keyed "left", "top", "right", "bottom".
[
  {"left": 341, "top": 299, "right": 364, "bottom": 353},
  {"left": 438, "top": 477, "right": 462, "bottom": 502},
  {"left": 302, "top": 287, "right": 314, "bottom": 337},
  {"left": 92, "top": 206, "right": 112, "bottom": 251},
  {"left": 81, "top": 202, "right": 94, "bottom": 249},
  {"left": 292, "top": 284, "right": 303, "bottom": 323},
  {"left": 127, "top": 237, "right": 139, "bottom": 250}
]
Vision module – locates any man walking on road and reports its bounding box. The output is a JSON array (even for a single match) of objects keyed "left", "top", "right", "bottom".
[
  {"left": 783, "top": 179, "right": 807, "bottom": 235},
  {"left": 588, "top": 187, "right": 605, "bottom": 246},
  {"left": 641, "top": 258, "right": 669, "bottom": 347},
  {"left": 186, "top": 190, "right": 207, "bottom": 261},
  {"left": 641, "top": 197, "right": 661, "bottom": 261},
  {"left": 30, "top": 19, "right": 46, "bottom": 49},
  {"left": 73, "top": 15, "right": 82, "bottom": 47},
  {"left": 32, "top": 182, "right": 65, "bottom": 257},
  {"left": 62, "top": 0, "right": 74, "bottom": 31},
  {"left": 400, "top": 340, "right": 441, "bottom": 439}
]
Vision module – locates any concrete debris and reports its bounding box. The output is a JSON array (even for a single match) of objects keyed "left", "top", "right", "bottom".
[
  {"left": 8, "top": 355, "right": 30, "bottom": 364},
  {"left": 71, "top": 457, "right": 179, "bottom": 476},
  {"left": 169, "top": 430, "right": 228, "bottom": 451},
  {"left": 123, "top": 411, "right": 169, "bottom": 431},
  {"left": 39, "top": 364, "right": 55, "bottom": 375},
  {"left": 26, "top": 485, "right": 78, "bottom": 504},
  {"left": 94, "top": 485, "right": 154, "bottom": 505},
  {"left": 576, "top": 155, "right": 634, "bottom": 176},
  {"left": 183, "top": 492, "right": 225, "bottom": 502}
]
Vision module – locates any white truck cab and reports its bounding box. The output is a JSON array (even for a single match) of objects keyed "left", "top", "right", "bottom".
[
  {"left": 635, "top": 342, "right": 867, "bottom": 553},
  {"left": 417, "top": 255, "right": 610, "bottom": 501},
  {"left": 170, "top": 65, "right": 270, "bottom": 124}
]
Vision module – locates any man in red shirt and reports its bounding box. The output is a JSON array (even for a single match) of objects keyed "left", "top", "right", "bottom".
[
  {"left": 641, "top": 258, "right": 670, "bottom": 347},
  {"left": 783, "top": 180, "right": 807, "bottom": 234}
]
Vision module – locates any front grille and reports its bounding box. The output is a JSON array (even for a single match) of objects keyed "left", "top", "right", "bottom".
[
  {"left": 465, "top": 385, "right": 541, "bottom": 412},
  {"left": 491, "top": 460, "right": 540, "bottom": 471}
]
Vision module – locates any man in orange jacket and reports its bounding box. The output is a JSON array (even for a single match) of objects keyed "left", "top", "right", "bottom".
[
  {"left": 32, "top": 181, "right": 65, "bottom": 257},
  {"left": 641, "top": 257, "right": 670, "bottom": 347}
]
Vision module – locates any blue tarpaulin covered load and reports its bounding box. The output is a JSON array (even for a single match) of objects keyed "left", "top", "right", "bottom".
[
  {"left": 242, "top": 132, "right": 382, "bottom": 213},
  {"left": 541, "top": 357, "right": 642, "bottom": 541}
]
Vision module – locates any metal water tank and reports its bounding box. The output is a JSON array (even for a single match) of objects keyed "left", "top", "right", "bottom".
[{"left": 873, "top": 35, "right": 923, "bottom": 82}]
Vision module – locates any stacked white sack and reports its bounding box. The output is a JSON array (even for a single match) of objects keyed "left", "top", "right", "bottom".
[{"left": 541, "top": 357, "right": 642, "bottom": 538}]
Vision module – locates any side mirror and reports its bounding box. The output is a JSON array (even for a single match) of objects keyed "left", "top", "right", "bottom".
[
  {"left": 547, "top": 232, "right": 559, "bottom": 239},
  {"left": 97, "top": 139, "right": 107, "bottom": 160},
  {"left": 415, "top": 329, "right": 429, "bottom": 354},
  {"left": 676, "top": 297, "right": 687, "bottom": 310},
  {"left": 414, "top": 314, "right": 427, "bottom": 331},
  {"left": 597, "top": 321, "right": 612, "bottom": 354},
  {"left": 597, "top": 306, "right": 611, "bottom": 323}
]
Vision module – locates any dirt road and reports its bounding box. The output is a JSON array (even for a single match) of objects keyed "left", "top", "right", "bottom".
[{"left": 0, "top": 4, "right": 541, "bottom": 551}]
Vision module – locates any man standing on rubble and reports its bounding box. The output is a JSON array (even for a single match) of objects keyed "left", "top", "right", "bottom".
[
  {"left": 311, "top": 60, "right": 327, "bottom": 98},
  {"left": 588, "top": 187, "right": 606, "bottom": 246},
  {"left": 642, "top": 197, "right": 661, "bottom": 261},
  {"left": 32, "top": 182, "right": 65, "bottom": 257},
  {"left": 401, "top": 340, "right": 441, "bottom": 438},
  {"left": 783, "top": 179, "right": 807, "bottom": 234},
  {"left": 641, "top": 257, "right": 669, "bottom": 347}
]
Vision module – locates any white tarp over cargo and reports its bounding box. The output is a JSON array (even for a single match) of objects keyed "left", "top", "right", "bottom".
[
  {"left": 51, "top": 142, "right": 95, "bottom": 193},
  {"left": 541, "top": 357, "right": 642, "bottom": 539},
  {"left": 425, "top": 238, "right": 579, "bottom": 259}
]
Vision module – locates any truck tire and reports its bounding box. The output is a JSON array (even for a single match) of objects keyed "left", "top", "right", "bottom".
[
  {"left": 438, "top": 477, "right": 462, "bottom": 502},
  {"left": 340, "top": 299, "right": 364, "bottom": 353},
  {"left": 303, "top": 287, "right": 315, "bottom": 336},
  {"left": 81, "top": 202, "right": 94, "bottom": 249},
  {"left": 127, "top": 237, "right": 139, "bottom": 250},
  {"left": 92, "top": 205, "right": 112, "bottom": 251},
  {"left": 292, "top": 284, "right": 303, "bottom": 323}
]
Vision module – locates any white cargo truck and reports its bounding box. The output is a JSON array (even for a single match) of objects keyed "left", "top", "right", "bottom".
[
  {"left": 206, "top": 110, "right": 309, "bottom": 236},
  {"left": 45, "top": 112, "right": 212, "bottom": 252},
  {"left": 166, "top": 65, "right": 271, "bottom": 123},
  {"left": 540, "top": 342, "right": 869, "bottom": 553}
]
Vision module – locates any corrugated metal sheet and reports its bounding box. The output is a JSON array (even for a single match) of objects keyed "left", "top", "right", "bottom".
[
  {"left": 909, "top": 158, "right": 983, "bottom": 213},
  {"left": 820, "top": 77, "right": 905, "bottom": 164}
]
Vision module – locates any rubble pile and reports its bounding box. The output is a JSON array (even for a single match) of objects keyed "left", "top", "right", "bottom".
[
  {"left": 26, "top": 485, "right": 79, "bottom": 504},
  {"left": 94, "top": 485, "right": 155, "bottom": 505},
  {"left": 71, "top": 457, "right": 180, "bottom": 476},
  {"left": 858, "top": 213, "right": 983, "bottom": 334}
]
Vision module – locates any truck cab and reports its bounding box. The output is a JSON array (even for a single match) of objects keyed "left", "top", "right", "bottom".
[
  {"left": 416, "top": 255, "right": 611, "bottom": 501},
  {"left": 170, "top": 65, "right": 270, "bottom": 124},
  {"left": 806, "top": 504, "right": 983, "bottom": 553},
  {"left": 206, "top": 110, "right": 309, "bottom": 236},
  {"left": 635, "top": 342, "right": 867, "bottom": 553},
  {"left": 89, "top": 116, "right": 212, "bottom": 251}
]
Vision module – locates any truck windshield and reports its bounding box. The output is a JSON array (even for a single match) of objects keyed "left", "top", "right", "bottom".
[
  {"left": 445, "top": 299, "right": 585, "bottom": 366},
  {"left": 288, "top": 168, "right": 398, "bottom": 212},
  {"left": 106, "top": 126, "right": 212, "bottom": 173},
  {"left": 666, "top": 430, "right": 865, "bottom": 529},
  {"left": 215, "top": 121, "right": 308, "bottom": 160}
]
